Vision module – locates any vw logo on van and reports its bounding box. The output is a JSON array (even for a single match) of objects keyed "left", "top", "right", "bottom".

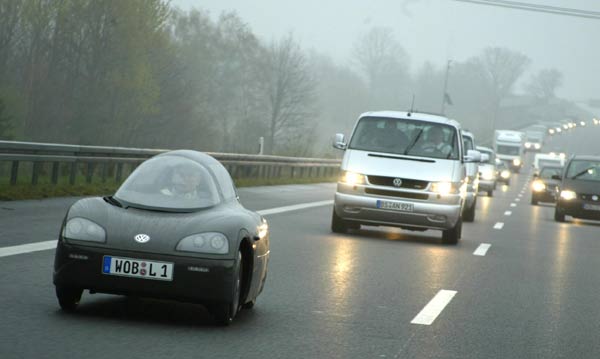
[
  {"left": 134, "top": 234, "right": 150, "bottom": 243},
  {"left": 392, "top": 178, "right": 403, "bottom": 187}
]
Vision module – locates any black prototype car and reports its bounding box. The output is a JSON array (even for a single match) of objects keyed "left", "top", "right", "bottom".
[
  {"left": 53, "top": 150, "right": 270, "bottom": 325},
  {"left": 531, "top": 166, "right": 563, "bottom": 205},
  {"left": 555, "top": 156, "right": 600, "bottom": 222}
]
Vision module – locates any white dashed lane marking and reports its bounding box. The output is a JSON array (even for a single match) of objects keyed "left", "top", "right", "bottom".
[
  {"left": 411, "top": 290, "right": 457, "bottom": 325},
  {"left": 473, "top": 243, "right": 491, "bottom": 256},
  {"left": 494, "top": 222, "right": 505, "bottom": 230},
  {"left": 504, "top": 211, "right": 512, "bottom": 216}
]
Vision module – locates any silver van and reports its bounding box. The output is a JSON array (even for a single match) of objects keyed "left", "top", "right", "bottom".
[{"left": 331, "top": 111, "right": 481, "bottom": 244}]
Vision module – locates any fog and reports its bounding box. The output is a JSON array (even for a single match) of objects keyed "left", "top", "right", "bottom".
[
  {"left": 175, "top": 0, "right": 599, "bottom": 100},
  {"left": 0, "top": 0, "right": 598, "bottom": 157}
]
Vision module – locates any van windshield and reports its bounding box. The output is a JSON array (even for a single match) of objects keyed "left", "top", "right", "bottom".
[{"left": 348, "top": 117, "right": 460, "bottom": 160}]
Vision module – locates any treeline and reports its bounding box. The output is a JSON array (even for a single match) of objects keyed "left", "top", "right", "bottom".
[{"left": 0, "top": 0, "right": 582, "bottom": 156}]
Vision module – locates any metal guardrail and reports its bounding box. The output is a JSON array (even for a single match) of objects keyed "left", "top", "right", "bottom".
[{"left": 0, "top": 140, "right": 341, "bottom": 186}]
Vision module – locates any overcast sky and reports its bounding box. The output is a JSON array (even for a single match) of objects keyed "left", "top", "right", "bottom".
[{"left": 173, "top": 0, "right": 600, "bottom": 102}]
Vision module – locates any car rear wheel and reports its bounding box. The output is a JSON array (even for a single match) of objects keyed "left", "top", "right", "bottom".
[
  {"left": 331, "top": 208, "right": 348, "bottom": 233},
  {"left": 554, "top": 208, "right": 566, "bottom": 222},
  {"left": 211, "top": 251, "right": 242, "bottom": 326},
  {"left": 442, "top": 218, "right": 462, "bottom": 245},
  {"left": 56, "top": 286, "right": 83, "bottom": 312}
]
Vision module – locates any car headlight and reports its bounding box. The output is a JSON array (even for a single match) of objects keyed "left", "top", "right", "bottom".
[
  {"left": 549, "top": 129, "right": 555, "bottom": 134},
  {"left": 559, "top": 153, "right": 566, "bottom": 159},
  {"left": 513, "top": 158, "right": 521, "bottom": 166},
  {"left": 176, "top": 232, "right": 229, "bottom": 254},
  {"left": 63, "top": 217, "right": 106, "bottom": 243},
  {"left": 532, "top": 180, "right": 546, "bottom": 192},
  {"left": 525, "top": 142, "right": 532, "bottom": 148},
  {"left": 340, "top": 170, "right": 366, "bottom": 185},
  {"left": 501, "top": 170, "right": 510, "bottom": 179},
  {"left": 560, "top": 190, "right": 577, "bottom": 200},
  {"left": 534, "top": 143, "right": 541, "bottom": 150},
  {"left": 430, "top": 181, "right": 458, "bottom": 195}
]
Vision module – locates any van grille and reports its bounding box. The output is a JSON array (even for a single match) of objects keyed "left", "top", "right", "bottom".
[
  {"left": 365, "top": 188, "right": 429, "bottom": 200},
  {"left": 367, "top": 176, "right": 429, "bottom": 190}
]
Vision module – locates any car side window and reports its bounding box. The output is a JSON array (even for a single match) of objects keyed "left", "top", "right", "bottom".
[{"left": 210, "top": 164, "right": 237, "bottom": 201}]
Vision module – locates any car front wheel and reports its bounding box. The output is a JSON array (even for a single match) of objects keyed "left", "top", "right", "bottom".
[
  {"left": 331, "top": 208, "right": 348, "bottom": 233},
  {"left": 554, "top": 207, "right": 566, "bottom": 222},
  {"left": 211, "top": 251, "right": 242, "bottom": 326},
  {"left": 56, "top": 286, "right": 83, "bottom": 312}
]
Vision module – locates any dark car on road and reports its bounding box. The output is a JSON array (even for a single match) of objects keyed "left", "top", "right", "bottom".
[
  {"left": 531, "top": 165, "right": 563, "bottom": 205},
  {"left": 53, "top": 150, "right": 270, "bottom": 325},
  {"left": 495, "top": 160, "right": 511, "bottom": 186},
  {"left": 555, "top": 156, "right": 600, "bottom": 222}
]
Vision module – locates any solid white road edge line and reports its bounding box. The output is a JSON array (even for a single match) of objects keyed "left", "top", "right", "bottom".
[
  {"left": 473, "top": 243, "right": 491, "bottom": 256},
  {"left": 411, "top": 290, "right": 457, "bottom": 325},
  {"left": 257, "top": 200, "right": 333, "bottom": 216},
  {"left": 494, "top": 222, "right": 505, "bottom": 229},
  {"left": 0, "top": 240, "right": 57, "bottom": 258},
  {"left": 0, "top": 200, "right": 335, "bottom": 258}
]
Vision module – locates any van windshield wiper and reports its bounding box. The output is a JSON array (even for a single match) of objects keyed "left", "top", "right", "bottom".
[{"left": 403, "top": 129, "right": 424, "bottom": 155}]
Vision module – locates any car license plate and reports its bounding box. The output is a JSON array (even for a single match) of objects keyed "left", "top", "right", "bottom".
[
  {"left": 583, "top": 203, "right": 600, "bottom": 211},
  {"left": 102, "top": 256, "right": 174, "bottom": 281},
  {"left": 376, "top": 200, "right": 414, "bottom": 212}
]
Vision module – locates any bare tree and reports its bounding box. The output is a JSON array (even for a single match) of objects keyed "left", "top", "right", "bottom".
[
  {"left": 476, "top": 47, "right": 530, "bottom": 130},
  {"left": 526, "top": 68, "right": 563, "bottom": 101},
  {"left": 353, "top": 27, "right": 410, "bottom": 108},
  {"left": 262, "top": 34, "right": 316, "bottom": 155}
]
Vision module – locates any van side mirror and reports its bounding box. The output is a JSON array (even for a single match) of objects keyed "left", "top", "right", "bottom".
[
  {"left": 333, "top": 133, "right": 346, "bottom": 150},
  {"left": 480, "top": 153, "right": 490, "bottom": 163},
  {"left": 464, "top": 149, "right": 481, "bottom": 163},
  {"left": 551, "top": 175, "right": 561, "bottom": 180}
]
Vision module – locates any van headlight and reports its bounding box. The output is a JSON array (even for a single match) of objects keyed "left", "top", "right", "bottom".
[
  {"left": 500, "top": 170, "right": 510, "bottom": 179},
  {"left": 525, "top": 142, "right": 532, "bottom": 149},
  {"left": 513, "top": 158, "right": 521, "bottom": 166},
  {"left": 534, "top": 143, "right": 541, "bottom": 150},
  {"left": 560, "top": 190, "right": 577, "bottom": 200},
  {"left": 430, "top": 182, "right": 457, "bottom": 195},
  {"left": 64, "top": 217, "right": 106, "bottom": 243},
  {"left": 339, "top": 171, "right": 366, "bottom": 185},
  {"left": 176, "top": 232, "right": 229, "bottom": 254}
]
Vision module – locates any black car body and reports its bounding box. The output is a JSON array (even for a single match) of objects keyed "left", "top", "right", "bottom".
[
  {"left": 555, "top": 156, "right": 600, "bottom": 222},
  {"left": 53, "top": 150, "right": 270, "bottom": 325},
  {"left": 495, "top": 161, "right": 511, "bottom": 185},
  {"left": 531, "top": 166, "right": 562, "bottom": 205}
]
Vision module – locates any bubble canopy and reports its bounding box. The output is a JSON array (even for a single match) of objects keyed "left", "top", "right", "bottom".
[{"left": 114, "top": 153, "right": 223, "bottom": 212}]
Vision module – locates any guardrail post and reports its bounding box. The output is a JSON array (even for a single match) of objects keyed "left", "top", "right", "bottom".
[
  {"left": 116, "top": 163, "right": 123, "bottom": 183},
  {"left": 300, "top": 167, "right": 304, "bottom": 178},
  {"left": 31, "top": 162, "right": 40, "bottom": 185},
  {"left": 86, "top": 163, "right": 94, "bottom": 184},
  {"left": 51, "top": 162, "right": 59, "bottom": 185},
  {"left": 101, "top": 163, "right": 108, "bottom": 183},
  {"left": 10, "top": 161, "right": 19, "bottom": 185},
  {"left": 69, "top": 162, "right": 77, "bottom": 185},
  {"left": 291, "top": 166, "right": 295, "bottom": 178},
  {"left": 316, "top": 167, "right": 321, "bottom": 178}
]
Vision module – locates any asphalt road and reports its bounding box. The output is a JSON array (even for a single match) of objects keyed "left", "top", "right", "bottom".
[{"left": 1, "top": 125, "right": 599, "bottom": 359}]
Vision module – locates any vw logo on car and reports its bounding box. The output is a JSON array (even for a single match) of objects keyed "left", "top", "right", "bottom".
[
  {"left": 393, "top": 178, "right": 403, "bottom": 187},
  {"left": 134, "top": 234, "right": 150, "bottom": 243}
]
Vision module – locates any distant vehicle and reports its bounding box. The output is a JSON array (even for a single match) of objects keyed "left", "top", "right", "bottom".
[
  {"left": 531, "top": 165, "right": 563, "bottom": 205},
  {"left": 53, "top": 151, "right": 270, "bottom": 325},
  {"left": 331, "top": 111, "right": 483, "bottom": 244},
  {"left": 533, "top": 153, "right": 566, "bottom": 175},
  {"left": 476, "top": 146, "right": 496, "bottom": 197},
  {"left": 462, "top": 131, "right": 479, "bottom": 221},
  {"left": 524, "top": 131, "right": 544, "bottom": 152},
  {"left": 495, "top": 160, "right": 512, "bottom": 186},
  {"left": 494, "top": 130, "right": 525, "bottom": 173},
  {"left": 555, "top": 155, "right": 600, "bottom": 222}
]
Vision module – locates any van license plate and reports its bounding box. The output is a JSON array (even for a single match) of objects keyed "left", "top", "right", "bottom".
[
  {"left": 102, "top": 256, "right": 173, "bottom": 281},
  {"left": 377, "top": 200, "right": 414, "bottom": 212}
]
